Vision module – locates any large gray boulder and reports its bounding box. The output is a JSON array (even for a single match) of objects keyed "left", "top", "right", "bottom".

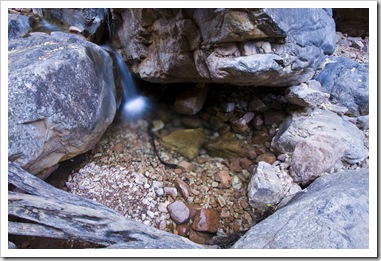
[
  {"left": 315, "top": 57, "right": 369, "bottom": 116},
  {"left": 8, "top": 32, "right": 117, "bottom": 176},
  {"left": 111, "top": 8, "right": 336, "bottom": 86},
  {"left": 232, "top": 168, "right": 369, "bottom": 249},
  {"left": 271, "top": 108, "right": 368, "bottom": 184}
]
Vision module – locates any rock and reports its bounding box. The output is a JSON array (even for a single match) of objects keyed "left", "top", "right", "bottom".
[
  {"left": 187, "top": 203, "right": 202, "bottom": 220},
  {"left": 256, "top": 152, "right": 276, "bottom": 165},
  {"left": 290, "top": 135, "right": 346, "bottom": 185},
  {"left": 107, "top": 237, "right": 207, "bottom": 249},
  {"left": 8, "top": 32, "right": 116, "bottom": 176},
  {"left": 248, "top": 97, "right": 269, "bottom": 114},
  {"left": 206, "top": 132, "right": 249, "bottom": 159},
  {"left": 263, "top": 110, "right": 285, "bottom": 126},
  {"left": 36, "top": 8, "right": 108, "bottom": 43},
  {"left": 229, "top": 158, "right": 242, "bottom": 172},
  {"left": 241, "top": 157, "right": 253, "bottom": 169},
  {"left": 175, "top": 178, "right": 190, "bottom": 199},
  {"left": 252, "top": 131, "right": 272, "bottom": 144},
  {"left": 160, "top": 128, "right": 205, "bottom": 160},
  {"left": 113, "top": 8, "right": 335, "bottom": 86},
  {"left": 192, "top": 209, "right": 220, "bottom": 233},
  {"left": 177, "top": 224, "right": 190, "bottom": 237},
  {"left": 164, "top": 187, "right": 178, "bottom": 198},
  {"left": 315, "top": 57, "right": 369, "bottom": 116},
  {"left": 231, "top": 118, "right": 249, "bottom": 133},
  {"left": 285, "top": 81, "right": 330, "bottom": 107},
  {"left": 173, "top": 84, "right": 209, "bottom": 115},
  {"left": 351, "top": 39, "right": 364, "bottom": 50},
  {"left": 242, "top": 112, "right": 255, "bottom": 123},
  {"left": 271, "top": 108, "right": 368, "bottom": 180},
  {"left": 177, "top": 161, "right": 195, "bottom": 172},
  {"left": 8, "top": 14, "right": 33, "bottom": 40},
  {"left": 232, "top": 168, "right": 369, "bottom": 249},
  {"left": 167, "top": 201, "right": 190, "bottom": 224},
  {"left": 68, "top": 25, "right": 82, "bottom": 34},
  {"left": 247, "top": 161, "right": 301, "bottom": 212},
  {"left": 112, "top": 143, "right": 123, "bottom": 153},
  {"left": 357, "top": 115, "right": 369, "bottom": 130},
  {"left": 8, "top": 241, "right": 17, "bottom": 249},
  {"left": 231, "top": 176, "right": 242, "bottom": 190},
  {"left": 188, "top": 229, "right": 212, "bottom": 244},
  {"left": 215, "top": 170, "right": 231, "bottom": 188}
]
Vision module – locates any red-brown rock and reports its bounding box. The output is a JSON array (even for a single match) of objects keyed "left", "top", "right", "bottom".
[
  {"left": 192, "top": 209, "right": 220, "bottom": 233},
  {"left": 175, "top": 178, "right": 190, "bottom": 199},
  {"left": 112, "top": 143, "right": 123, "bottom": 153},
  {"left": 241, "top": 157, "right": 253, "bottom": 169},
  {"left": 215, "top": 170, "right": 231, "bottom": 188},
  {"left": 229, "top": 158, "right": 242, "bottom": 172},
  {"left": 188, "top": 229, "right": 212, "bottom": 244},
  {"left": 177, "top": 224, "right": 190, "bottom": 237}
]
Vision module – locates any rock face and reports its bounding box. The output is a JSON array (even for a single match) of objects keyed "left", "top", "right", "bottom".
[
  {"left": 315, "top": 57, "right": 369, "bottom": 116},
  {"left": 8, "top": 32, "right": 117, "bottom": 176},
  {"left": 233, "top": 168, "right": 369, "bottom": 249},
  {"left": 112, "top": 8, "right": 336, "bottom": 86},
  {"left": 271, "top": 108, "right": 368, "bottom": 184}
]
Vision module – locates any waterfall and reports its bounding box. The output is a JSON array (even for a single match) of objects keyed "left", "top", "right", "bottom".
[{"left": 113, "top": 51, "right": 148, "bottom": 120}]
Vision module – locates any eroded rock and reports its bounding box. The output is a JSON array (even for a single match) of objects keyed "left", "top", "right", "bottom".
[
  {"left": 112, "top": 8, "right": 335, "bottom": 86},
  {"left": 167, "top": 201, "right": 190, "bottom": 224},
  {"left": 192, "top": 209, "right": 220, "bottom": 233},
  {"left": 271, "top": 108, "right": 368, "bottom": 184}
]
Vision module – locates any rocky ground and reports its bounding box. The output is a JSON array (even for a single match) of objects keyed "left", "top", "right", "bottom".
[
  {"left": 11, "top": 31, "right": 369, "bottom": 248},
  {"left": 58, "top": 32, "right": 369, "bottom": 246}
]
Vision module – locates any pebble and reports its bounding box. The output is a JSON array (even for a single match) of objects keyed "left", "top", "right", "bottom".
[
  {"left": 229, "top": 158, "right": 242, "bottom": 172},
  {"left": 231, "top": 176, "right": 242, "bottom": 190},
  {"left": 164, "top": 187, "right": 178, "bottom": 198},
  {"left": 112, "top": 143, "right": 123, "bottom": 153},
  {"left": 192, "top": 208, "right": 220, "bottom": 233},
  {"left": 177, "top": 224, "right": 190, "bottom": 237},
  {"left": 177, "top": 161, "right": 195, "bottom": 172},
  {"left": 221, "top": 102, "right": 235, "bottom": 113},
  {"left": 241, "top": 157, "right": 253, "bottom": 169},
  {"left": 167, "top": 201, "right": 190, "bottom": 224},
  {"left": 215, "top": 170, "right": 231, "bottom": 188},
  {"left": 242, "top": 112, "right": 255, "bottom": 123},
  {"left": 158, "top": 202, "right": 168, "bottom": 213},
  {"left": 175, "top": 178, "right": 190, "bottom": 199}
]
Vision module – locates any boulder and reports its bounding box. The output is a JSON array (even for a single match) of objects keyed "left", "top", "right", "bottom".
[
  {"left": 205, "top": 132, "right": 249, "bottom": 159},
  {"left": 271, "top": 108, "right": 368, "bottom": 184},
  {"left": 232, "top": 168, "right": 369, "bottom": 249},
  {"left": 8, "top": 32, "right": 117, "bottom": 176},
  {"left": 173, "top": 84, "right": 209, "bottom": 115},
  {"left": 112, "top": 8, "right": 335, "bottom": 86},
  {"left": 35, "top": 8, "right": 108, "bottom": 43},
  {"left": 8, "top": 14, "right": 34, "bottom": 40},
  {"left": 315, "top": 57, "right": 369, "bottom": 116}
]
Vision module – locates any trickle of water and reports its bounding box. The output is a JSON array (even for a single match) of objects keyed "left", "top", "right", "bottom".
[{"left": 113, "top": 51, "right": 148, "bottom": 120}]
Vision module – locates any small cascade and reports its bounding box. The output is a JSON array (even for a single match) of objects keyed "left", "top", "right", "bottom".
[{"left": 113, "top": 51, "right": 148, "bottom": 121}]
